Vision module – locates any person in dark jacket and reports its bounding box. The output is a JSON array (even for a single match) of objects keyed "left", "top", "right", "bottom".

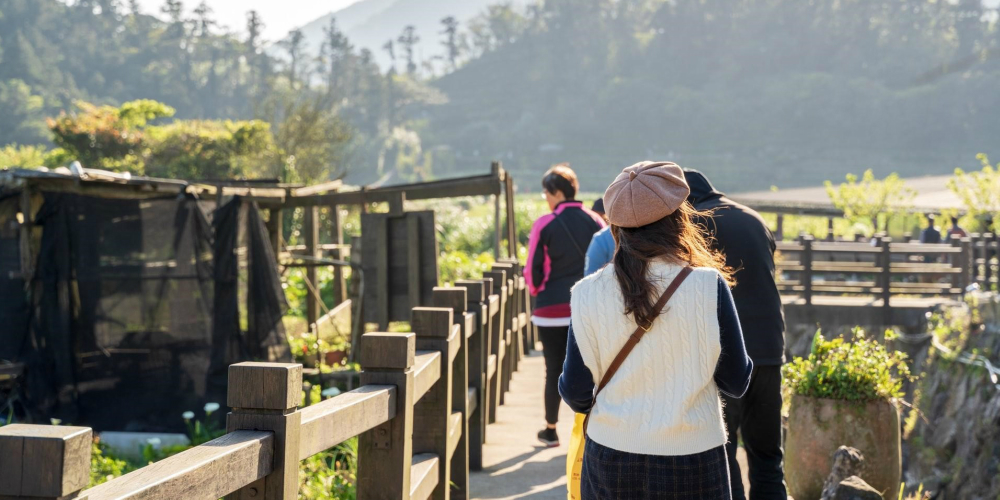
[
  {"left": 684, "top": 169, "right": 787, "bottom": 500},
  {"left": 526, "top": 163, "right": 605, "bottom": 447}
]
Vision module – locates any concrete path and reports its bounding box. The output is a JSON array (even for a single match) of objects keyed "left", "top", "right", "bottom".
[
  {"left": 471, "top": 348, "right": 750, "bottom": 500},
  {"left": 471, "top": 351, "right": 574, "bottom": 500}
]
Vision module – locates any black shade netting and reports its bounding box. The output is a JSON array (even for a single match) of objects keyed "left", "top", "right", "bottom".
[
  {"left": 0, "top": 193, "right": 30, "bottom": 362},
  {"left": 21, "top": 193, "right": 289, "bottom": 432}
]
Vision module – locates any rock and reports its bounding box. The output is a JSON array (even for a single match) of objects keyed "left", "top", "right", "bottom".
[
  {"left": 820, "top": 446, "right": 865, "bottom": 500},
  {"left": 832, "top": 476, "right": 883, "bottom": 500}
]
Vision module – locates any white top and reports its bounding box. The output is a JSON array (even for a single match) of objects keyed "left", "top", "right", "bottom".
[{"left": 570, "top": 260, "right": 727, "bottom": 456}]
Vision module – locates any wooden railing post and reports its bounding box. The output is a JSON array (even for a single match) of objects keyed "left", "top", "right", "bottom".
[
  {"left": 358, "top": 332, "right": 416, "bottom": 500},
  {"left": 984, "top": 233, "right": 995, "bottom": 289},
  {"left": 0, "top": 424, "right": 92, "bottom": 500},
  {"left": 225, "top": 362, "right": 303, "bottom": 500},
  {"left": 432, "top": 287, "right": 471, "bottom": 497},
  {"left": 880, "top": 237, "right": 892, "bottom": 325},
  {"left": 950, "top": 237, "right": 966, "bottom": 294},
  {"left": 267, "top": 208, "right": 283, "bottom": 258},
  {"left": 481, "top": 272, "right": 504, "bottom": 419},
  {"left": 304, "top": 206, "right": 320, "bottom": 328},
  {"left": 487, "top": 267, "right": 513, "bottom": 402},
  {"left": 412, "top": 307, "right": 458, "bottom": 500},
  {"left": 962, "top": 236, "right": 974, "bottom": 289},
  {"left": 801, "top": 235, "right": 814, "bottom": 306},
  {"left": 453, "top": 280, "right": 488, "bottom": 470}
]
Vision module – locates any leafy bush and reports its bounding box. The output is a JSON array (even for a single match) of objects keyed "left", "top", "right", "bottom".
[
  {"left": 89, "top": 441, "right": 134, "bottom": 487},
  {"left": 299, "top": 438, "right": 359, "bottom": 499},
  {"left": 783, "top": 328, "right": 912, "bottom": 402}
]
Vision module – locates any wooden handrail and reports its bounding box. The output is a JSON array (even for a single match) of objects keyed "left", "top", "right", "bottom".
[
  {"left": 6, "top": 265, "right": 533, "bottom": 500},
  {"left": 413, "top": 351, "right": 442, "bottom": 403},
  {"left": 84, "top": 431, "right": 274, "bottom": 500},
  {"left": 409, "top": 454, "right": 440, "bottom": 500},
  {"left": 298, "top": 385, "right": 396, "bottom": 459}
]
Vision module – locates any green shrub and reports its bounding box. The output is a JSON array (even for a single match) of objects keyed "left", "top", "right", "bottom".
[
  {"left": 783, "top": 328, "right": 912, "bottom": 402},
  {"left": 89, "top": 441, "right": 134, "bottom": 487}
]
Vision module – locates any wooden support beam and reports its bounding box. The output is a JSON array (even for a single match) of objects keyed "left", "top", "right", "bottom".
[
  {"left": 304, "top": 206, "right": 320, "bottom": 329},
  {"left": 412, "top": 307, "right": 457, "bottom": 500},
  {"left": 0, "top": 424, "right": 92, "bottom": 500},
  {"left": 225, "top": 362, "right": 302, "bottom": 500},
  {"left": 331, "top": 204, "right": 347, "bottom": 305},
  {"left": 358, "top": 332, "right": 416, "bottom": 500},
  {"left": 409, "top": 454, "right": 440, "bottom": 500},
  {"left": 266, "top": 208, "right": 283, "bottom": 259}
]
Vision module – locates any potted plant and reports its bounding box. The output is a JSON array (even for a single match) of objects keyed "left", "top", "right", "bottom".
[{"left": 783, "top": 328, "right": 911, "bottom": 500}]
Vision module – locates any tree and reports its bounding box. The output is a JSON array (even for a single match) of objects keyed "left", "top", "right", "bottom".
[
  {"left": 440, "top": 16, "right": 461, "bottom": 71},
  {"left": 948, "top": 154, "right": 1000, "bottom": 231},
  {"left": 382, "top": 39, "right": 396, "bottom": 73},
  {"left": 397, "top": 26, "right": 420, "bottom": 75},
  {"left": 825, "top": 170, "right": 915, "bottom": 235},
  {"left": 279, "top": 29, "right": 306, "bottom": 88},
  {"left": 0, "top": 79, "right": 48, "bottom": 145}
]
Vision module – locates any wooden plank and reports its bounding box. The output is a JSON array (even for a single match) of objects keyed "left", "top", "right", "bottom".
[
  {"left": 331, "top": 204, "right": 348, "bottom": 304},
  {"left": 413, "top": 351, "right": 442, "bottom": 404},
  {"left": 281, "top": 173, "right": 502, "bottom": 208},
  {"left": 409, "top": 454, "right": 441, "bottom": 500},
  {"left": 83, "top": 432, "right": 272, "bottom": 500},
  {"left": 298, "top": 385, "right": 396, "bottom": 459},
  {"left": 412, "top": 306, "right": 456, "bottom": 500},
  {"left": 292, "top": 180, "right": 343, "bottom": 197},
  {"left": 408, "top": 216, "right": 423, "bottom": 310}
]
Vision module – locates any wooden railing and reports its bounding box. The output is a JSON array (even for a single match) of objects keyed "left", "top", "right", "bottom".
[
  {"left": 0, "top": 263, "right": 532, "bottom": 500},
  {"left": 775, "top": 234, "right": 995, "bottom": 308}
]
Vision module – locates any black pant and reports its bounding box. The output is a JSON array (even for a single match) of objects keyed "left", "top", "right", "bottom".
[
  {"left": 723, "top": 365, "right": 787, "bottom": 500},
  {"left": 537, "top": 325, "right": 568, "bottom": 425}
]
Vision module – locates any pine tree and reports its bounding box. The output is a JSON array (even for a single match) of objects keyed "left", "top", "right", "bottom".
[
  {"left": 440, "top": 16, "right": 460, "bottom": 71},
  {"left": 397, "top": 26, "right": 420, "bottom": 75}
]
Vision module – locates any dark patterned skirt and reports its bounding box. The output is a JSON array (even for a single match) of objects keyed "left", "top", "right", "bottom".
[{"left": 581, "top": 439, "right": 732, "bottom": 499}]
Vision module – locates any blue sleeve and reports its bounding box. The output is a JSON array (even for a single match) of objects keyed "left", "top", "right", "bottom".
[
  {"left": 584, "top": 229, "right": 613, "bottom": 276},
  {"left": 559, "top": 323, "right": 596, "bottom": 414},
  {"left": 715, "top": 276, "right": 753, "bottom": 398}
]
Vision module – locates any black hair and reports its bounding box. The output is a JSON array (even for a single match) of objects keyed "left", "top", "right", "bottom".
[{"left": 541, "top": 164, "right": 578, "bottom": 200}]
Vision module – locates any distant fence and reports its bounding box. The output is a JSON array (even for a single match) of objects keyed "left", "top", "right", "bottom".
[
  {"left": 0, "top": 262, "right": 533, "bottom": 500},
  {"left": 777, "top": 233, "right": 999, "bottom": 308}
]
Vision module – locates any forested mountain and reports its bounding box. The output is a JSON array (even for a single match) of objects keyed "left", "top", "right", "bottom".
[
  {"left": 0, "top": 0, "right": 440, "bottom": 184},
  {"left": 282, "top": 0, "right": 524, "bottom": 71},
  {"left": 422, "top": 0, "right": 1000, "bottom": 192},
  {"left": 2, "top": 0, "right": 999, "bottom": 191}
]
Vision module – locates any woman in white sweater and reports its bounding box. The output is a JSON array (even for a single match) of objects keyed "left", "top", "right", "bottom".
[{"left": 559, "top": 161, "right": 752, "bottom": 499}]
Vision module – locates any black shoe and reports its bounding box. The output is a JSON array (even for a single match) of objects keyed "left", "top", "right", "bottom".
[{"left": 537, "top": 428, "right": 559, "bottom": 448}]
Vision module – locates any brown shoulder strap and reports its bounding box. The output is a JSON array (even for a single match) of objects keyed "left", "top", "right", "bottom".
[{"left": 584, "top": 266, "right": 693, "bottom": 432}]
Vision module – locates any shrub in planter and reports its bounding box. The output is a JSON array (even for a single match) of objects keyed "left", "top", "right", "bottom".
[{"left": 783, "top": 328, "right": 911, "bottom": 500}]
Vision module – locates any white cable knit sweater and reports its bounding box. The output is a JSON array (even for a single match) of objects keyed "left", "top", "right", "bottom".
[{"left": 570, "top": 260, "right": 726, "bottom": 456}]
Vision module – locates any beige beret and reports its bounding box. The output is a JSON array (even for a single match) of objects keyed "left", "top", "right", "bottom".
[{"left": 603, "top": 161, "right": 691, "bottom": 228}]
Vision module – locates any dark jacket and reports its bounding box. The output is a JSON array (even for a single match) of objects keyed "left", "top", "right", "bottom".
[
  {"left": 685, "top": 170, "right": 785, "bottom": 365},
  {"left": 526, "top": 201, "right": 605, "bottom": 316}
]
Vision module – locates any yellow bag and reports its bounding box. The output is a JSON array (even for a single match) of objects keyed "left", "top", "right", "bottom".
[{"left": 566, "top": 412, "right": 587, "bottom": 500}]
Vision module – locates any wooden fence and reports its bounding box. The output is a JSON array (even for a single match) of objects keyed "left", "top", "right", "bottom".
[
  {"left": 776, "top": 233, "right": 1000, "bottom": 307},
  {"left": 0, "top": 263, "right": 534, "bottom": 500}
]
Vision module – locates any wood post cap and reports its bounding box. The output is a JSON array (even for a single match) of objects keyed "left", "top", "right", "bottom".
[
  {"left": 432, "top": 287, "right": 468, "bottom": 314},
  {"left": 361, "top": 332, "right": 416, "bottom": 370},
  {"left": 411, "top": 307, "right": 455, "bottom": 338},
  {"left": 227, "top": 362, "right": 303, "bottom": 410},
  {"left": 454, "top": 280, "right": 486, "bottom": 302},
  {"left": 0, "top": 424, "right": 92, "bottom": 498}
]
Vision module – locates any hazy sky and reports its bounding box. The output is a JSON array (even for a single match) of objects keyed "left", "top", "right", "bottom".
[{"left": 134, "top": 0, "right": 361, "bottom": 41}]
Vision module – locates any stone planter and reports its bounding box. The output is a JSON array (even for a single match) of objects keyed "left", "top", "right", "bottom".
[{"left": 786, "top": 395, "right": 901, "bottom": 500}]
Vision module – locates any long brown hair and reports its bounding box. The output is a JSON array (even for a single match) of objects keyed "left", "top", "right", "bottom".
[{"left": 611, "top": 202, "right": 734, "bottom": 328}]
